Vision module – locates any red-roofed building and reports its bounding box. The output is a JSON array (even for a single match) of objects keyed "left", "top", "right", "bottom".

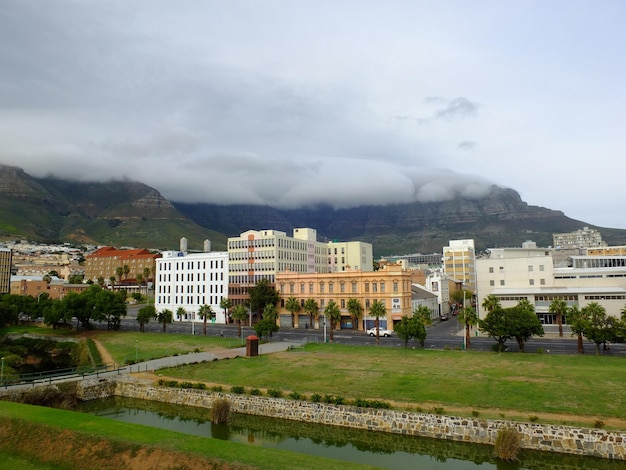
[{"left": 84, "top": 246, "right": 160, "bottom": 286}]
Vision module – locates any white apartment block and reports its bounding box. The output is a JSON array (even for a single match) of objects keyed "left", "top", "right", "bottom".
[
  {"left": 423, "top": 269, "right": 452, "bottom": 316},
  {"left": 227, "top": 228, "right": 329, "bottom": 306},
  {"left": 476, "top": 246, "right": 626, "bottom": 324},
  {"left": 553, "top": 226, "right": 606, "bottom": 250},
  {"left": 327, "top": 240, "right": 373, "bottom": 272},
  {"left": 155, "top": 250, "right": 229, "bottom": 324},
  {"left": 443, "top": 239, "right": 476, "bottom": 292}
]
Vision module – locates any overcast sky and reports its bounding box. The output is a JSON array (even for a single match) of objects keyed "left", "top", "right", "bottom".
[{"left": 1, "top": 1, "right": 625, "bottom": 229}]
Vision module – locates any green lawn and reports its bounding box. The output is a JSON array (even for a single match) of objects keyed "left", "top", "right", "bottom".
[{"left": 154, "top": 343, "right": 626, "bottom": 426}]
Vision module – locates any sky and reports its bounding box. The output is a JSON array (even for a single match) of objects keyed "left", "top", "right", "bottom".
[{"left": 1, "top": 1, "right": 625, "bottom": 228}]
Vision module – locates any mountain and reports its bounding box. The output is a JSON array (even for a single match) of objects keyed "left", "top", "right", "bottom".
[
  {"left": 0, "top": 164, "right": 226, "bottom": 251},
  {"left": 2, "top": 163, "right": 626, "bottom": 255}
]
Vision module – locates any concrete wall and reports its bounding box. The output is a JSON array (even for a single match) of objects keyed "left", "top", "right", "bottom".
[{"left": 77, "top": 376, "right": 626, "bottom": 461}]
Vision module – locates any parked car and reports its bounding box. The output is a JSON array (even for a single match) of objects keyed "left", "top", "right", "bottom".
[
  {"left": 440, "top": 314, "right": 449, "bottom": 321},
  {"left": 367, "top": 327, "right": 393, "bottom": 337}
]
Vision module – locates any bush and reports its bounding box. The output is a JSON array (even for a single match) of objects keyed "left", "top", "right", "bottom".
[
  {"left": 289, "top": 391, "right": 302, "bottom": 400},
  {"left": 494, "top": 427, "right": 521, "bottom": 461},
  {"left": 211, "top": 385, "right": 223, "bottom": 392},
  {"left": 310, "top": 393, "right": 322, "bottom": 403},
  {"left": 267, "top": 389, "right": 283, "bottom": 398},
  {"left": 333, "top": 395, "right": 345, "bottom": 405},
  {"left": 212, "top": 398, "right": 231, "bottom": 424},
  {"left": 352, "top": 398, "right": 391, "bottom": 409},
  {"left": 322, "top": 394, "right": 335, "bottom": 404},
  {"left": 594, "top": 420, "right": 605, "bottom": 429},
  {"left": 432, "top": 407, "right": 444, "bottom": 415},
  {"left": 230, "top": 385, "right": 245, "bottom": 394},
  {"left": 471, "top": 410, "right": 480, "bottom": 417},
  {"left": 535, "top": 348, "right": 544, "bottom": 354},
  {"left": 528, "top": 415, "right": 539, "bottom": 423},
  {"left": 249, "top": 388, "right": 262, "bottom": 396}
]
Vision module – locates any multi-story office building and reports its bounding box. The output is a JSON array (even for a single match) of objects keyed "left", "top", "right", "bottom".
[
  {"left": 382, "top": 253, "right": 443, "bottom": 269},
  {"left": 227, "top": 228, "right": 328, "bottom": 306},
  {"left": 443, "top": 239, "right": 476, "bottom": 292},
  {"left": 84, "top": 246, "right": 160, "bottom": 284},
  {"left": 274, "top": 263, "right": 413, "bottom": 330},
  {"left": 327, "top": 240, "right": 373, "bottom": 272},
  {"left": 155, "top": 250, "right": 229, "bottom": 324},
  {"left": 0, "top": 245, "right": 12, "bottom": 294},
  {"left": 553, "top": 226, "right": 606, "bottom": 250}
]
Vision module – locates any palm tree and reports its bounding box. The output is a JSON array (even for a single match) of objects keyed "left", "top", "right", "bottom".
[
  {"left": 285, "top": 296, "right": 301, "bottom": 328},
  {"left": 324, "top": 300, "right": 342, "bottom": 342},
  {"left": 231, "top": 304, "right": 248, "bottom": 337},
  {"left": 413, "top": 305, "right": 433, "bottom": 327},
  {"left": 123, "top": 264, "right": 130, "bottom": 281},
  {"left": 549, "top": 298, "right": 568, "bottom": 337},
  {"left": 458, "top": 307, "right": 479, "bottom": 349},
  {"left": 220, "top": 297, "right": 232, "bottom": 324},
  {"left": 303, "top": 298, "right": 319, "bottom": 329},
  {"left": 481, "top": 294, "right": 501, "bottom": 313},
  {"left": 198, "top": 304, "right": 215, "bottom": 336},
  {"left": 176, "top": 306, "right": 187, "bottom": 322},
  {"left": 347, "top": 298, "right": 364, "bottom": 331},
  {"left": 109, "top": 276, "right": 116, "bottom": 287},
  {"left": 157, "top": 308, "right": 173, "bottom": 332},
  {"left": 369, "top": 300, "right": 387, "bottom": 345},
  {"left": 115, "top": 266, "right": 123, "bottom": 285},
  {"left": 567, "top": 305, "right": 586, "bottom": 354},
  {"left": 581, "top": 302, "right": 608, "bottom": 355}
]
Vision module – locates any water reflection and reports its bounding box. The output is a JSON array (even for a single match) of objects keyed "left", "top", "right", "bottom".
[{"left": 78, "top": 397, "right": 622, "bottom": 470}]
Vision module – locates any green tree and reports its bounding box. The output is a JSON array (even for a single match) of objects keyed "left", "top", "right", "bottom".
[
  {"left": 97, "top": 276, "right": 105, "bottom": 287},
  {"left": 581, "top": 302, "right": 611, "bottom": 355},
  {"left": 568, "top": 305, "right": 586, "bottom": 354},
  {"left": 509, "top": 302, "right": 544, "bottom": 352},
  {"left": 548, "top": 298, "right": 568, "bottom": 337},
  {"left": 157, "top": 308, "right": 173, "bottom": 333},
  {"left": 324, "top": 300, "right": 342, "bottom": 343},
  {"left": 303, "top": 298, "right": 319, "bottom": 329},
  {"left": 123, "top": 264, "right": 130, "bottom": 280},
  {"left": 479, "top": 308, "right": 511, "bottom": 352},
  {"left": 176, "top": 306, "right": 187, "bottom": 322},
  {"left": 285, "top": 296, "right": 301, "bottom": 328},
  {"left": 248, "top": 279, "right": 279, "bottom": 316},
  {"left": 115, "top": 266, "right": 123, "bottom": 284},
  {"left": 220, "top": 297, "right": 232, "bottom": 324},
  {"left": 198, "top": 304, "right": 215, "bottom": 336},
  {"left": 394, "top": 315, "right": 427, "bottom": 348},
  {"left": 368, "top": 300, "right": 387, "bottom": 345},
  {"left": 93, "top": 288, "right": 127, "bottom": 330},
  {"left": 481, "top": 294, "right": 502, "bottom": 313},
  {"left": 347, "top": 298, "right": 364, "bottom": 332},
  {"left": 253, "top": 317, "right": 279, "bottom": 340},
  {"left": 67, "top": 274, "right": 84, "bottom": 284},
  {"left": 458, "top": 306, "right": 479, "bottom": 349},
  {"left": 137, "top": 305, "right": 156, "bottom": 332},
  {"left": 231, "top": 304, "right": 248, "bottom": 337}
]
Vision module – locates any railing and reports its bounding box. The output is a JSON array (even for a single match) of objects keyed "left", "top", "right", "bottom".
[{"left": 0, "top": 362, "right": 120, "bottom": 388}]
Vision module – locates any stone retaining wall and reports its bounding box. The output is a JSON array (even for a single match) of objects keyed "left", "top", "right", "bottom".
[{"left": 77, "top": 376, "right": 626, "bottom": 460}]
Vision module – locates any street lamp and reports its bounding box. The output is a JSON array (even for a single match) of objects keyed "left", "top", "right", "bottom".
[
  {"left": 323, "top": 314, "right": 327, "bottom": 343},
  {"left": 135, "top": 340, "right": 138, "bottom": 363},
  {"left": 1, "top": 357, "right": 4, "bottom": 385}
]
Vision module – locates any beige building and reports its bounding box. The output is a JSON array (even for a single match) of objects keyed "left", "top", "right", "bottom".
[
  {"left": 84, "top": 246, "right": 160, "bottom": 284},
  {"left": 553, "top": 226, "right": 606, "bottom": 250},
  {"left": 0, "top": 246, "right": 13, "bottom": 294},
  {"left": 275, "top": 263, "right": 414, "bottom": 330},
  {"left": 227, "top": 228, "right": 329, "bottom": 306},
  {"left": 443, "top": 239, "right": 476, "bottom": 292},
  {"left": 327, "top": 240, "right": 373, "bottom": 273}
]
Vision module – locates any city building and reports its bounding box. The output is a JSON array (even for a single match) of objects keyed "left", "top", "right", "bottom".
[
  {"left": 327, "top": 240, "right": 373, "bottom": 272},
  {"left": 155, "top": 249, "right": 229, "bottom": 325},
  {"left": 84, "top": 246, "right": 160, "bottom": 285},
  {"left": 443, "top": 239, "right": 477, "bottom": 292},
  {"left": 381, "top": 253, "right": 443, "bottom": 269},
  {"left": 0, "top": 245, "right": 11, "bottom": 294},
  {"left": 275, "top": 263, "right": 414, "bottom": 330},
  {"left": 411, "top": 284, "right": 440, "bottom": 320},
  {"left": 227, "top": 228, "right": 329, "bottom": 306},
  {"left": 553, "top": 226, "right": 606, "bottom": 250}
]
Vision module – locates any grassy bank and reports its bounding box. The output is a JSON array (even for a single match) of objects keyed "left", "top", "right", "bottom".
[
  {"left": 154, "top": 343, "right": 626, "bottom": 428},
  {"left": 0, "top": 401, "right": 378, "bottom": 470}
]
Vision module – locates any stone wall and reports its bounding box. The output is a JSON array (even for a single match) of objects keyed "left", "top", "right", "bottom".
[{"left": 76, "top": 376, "right": 626, "bottom": 461}]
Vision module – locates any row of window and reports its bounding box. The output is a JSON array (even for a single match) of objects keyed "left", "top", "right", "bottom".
[
  {"left": 280, "top": 297, "right": 388, "bottom": 311},
  {"left": 278, "top": 280, "right": 403, "bottom": 295},
  {"left": 159, "top": 260, "right": 225, "bottom": 271},
  {"left": 158, "top": 272, "right": 225, "bottom": 282},
  {"left": 489, "top": 279, "right": 547, "bottom": 287},
  {"left": 157, "top": 284, "right": 224, "bottom": 294},
  {"left": 157, "top": 295, "right": 223, "bottom": 306}
]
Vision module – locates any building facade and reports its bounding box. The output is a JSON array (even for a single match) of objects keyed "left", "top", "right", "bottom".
[
  {"left": 327, "top": 240, "right": 373, "bottom": 272},
  {"left": 275, "top": 264, "right": 414, "bottom": 330},
  {"left": 155, "top": 250, "right": 229, "bottom": 324},
  {"left": 443, "top": 239, "right": 477, "bottom": 292},
  {"left": 0, "top": 246, "right": 11, "bottom": 294},
  {"left": 227, "top": 228, "right": 329, "bottom": 306},
  {"left": 553, "top": 226, "right": 606, "bottom": 250},
  {"left": 84, "top": 246, "right": 160, "bottom": 285}
]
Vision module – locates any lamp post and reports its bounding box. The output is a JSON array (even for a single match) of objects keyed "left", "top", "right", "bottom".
[
  {"left": 1, "top": 357, "right": 4, "bottom": 385},
  {"left": 135, "top": 340, "right": 138, "bottom": 363},
  {"left": 323, "top": 314, "right": 327, "bottom": 343}
]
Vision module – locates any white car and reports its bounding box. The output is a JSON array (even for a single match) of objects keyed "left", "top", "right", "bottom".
[{"left": 367, "top": 327, "right": 393, "bottom": 337}]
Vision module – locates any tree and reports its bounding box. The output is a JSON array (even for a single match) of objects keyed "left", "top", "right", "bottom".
[
  {"left": 109, "top": 276, "right": 116, "bottom": 287},
  {"left": 581, "top": 302, "right": 611, "bottom": 355},
  {"left": 568, "top": 305, "right": 586, "bottom": 354},
  {"left": 394, "top": 315, "right": 427, "bottom": 348},
  {"left": 115, "top": 266, "right": 123, "bottom": 284},
  {"left": 67, "top": 274, "right": 84, "bottom": 284},
  {"left": 548, "top": 298, "right": 568, "bottom": 337},
  {"left": 176, "top": 306, "right": 187, "bottom": 322},
  {"left": 481, "top": 294, "right": 502, "bottom": 313},
  {"left": 458, "top": 307, "right": 479, "bottom": 349},
  {"left": 231, "top": 304, "right": 248, "bottom": 337},
  {"left": 123, "top": 264, "right": 130, "bottom": 280},
  {"left": 248, "top": 279, "right": 279, "bottom": 316},
  {"left": 479, "top": 308, "right": 511, "bottom": 352},
  {"left": 509, "top": 302, "right": 543, "bottom": 352},
  {"left": 303, "top": 298, "right": 319, "bottom": 329},
  {"left": 253, "top": 317, "right": 279, "bottom": 340},
  {"left": 157, "top": 308, "right": 173, "bottom": 333},
  {"left": 97, "top": 276, "right": 105, "bottom": 287},
  {"left": 136, "top": 273, "right": 144, "bottom": 289},
  {"left": 220, "top": 297, "right": 232, "bottom": 324},
  {"left": 347, "top": 298, "right": 364, "bottom": 331},
  {"left": 137, "top": 305, "right": 156, "bottom": 332},
  {"left": 198, "top": 304, "right": 215, "bottom": 336},
  {"left": 324, "top": 300, "right": 342, "bottom": 342},
  {"left": 285, "top": 297, "right": 301, "bottom": 328},
  {"left": 92, "top": 288, "right": 127, "bottom": 330},
  {"left": 368, "top": 300, "right": 387, "bottom": 345}
]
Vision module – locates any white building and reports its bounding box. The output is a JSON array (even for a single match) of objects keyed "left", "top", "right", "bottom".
[
  {"left": 423, "top": 269, "right": 452, "bottom": 316},
  {"left": 411, "top": 284, "right": 440, "bottom": 320},
  {"left": 327, "top": 240, "right": 373, "bottom": 272},
  {"left": 155, "top": 250, "right": 229, "bottom": 324}
]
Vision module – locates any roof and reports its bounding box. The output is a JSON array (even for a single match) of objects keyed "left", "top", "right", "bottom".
[{"left": 87, "top": 246, "right": 159, "bottom": 260}]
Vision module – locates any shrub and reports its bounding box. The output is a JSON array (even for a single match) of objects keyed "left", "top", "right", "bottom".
[
  {"left": 471, "top": 410, "right": 480, "bottom": 417},
  {"left": 535, "top": 347, "right": 544, "bottom": 354},
  {"left": 289, "top": 391, "right": 302, "bottom": 400},
  {"left": 352, "top": 398, "right": 391, "bottom": 409},
  {"left": 494, "top": 427, "right": 521, "bottom": 461},
  {"left": 322, "top": 394, "right": 335, "bottom": 404},
  {"left": 230, "top": 385, "right": 245, "bottom": 394},
  {"left": 192, "top": 382, "right": 207, "bottom": 390},
  {"left": 249, "top": 388, "right": 262, "bottom": 396},
  {"left": 432, "top": 407, "right": 444, "bottom": 415},
  {"left": 211, "top": 385, "right": 223, "bottom": 392},
  {"left": 212, "top": 398, "right": 231, "bottom": 424},
  {"left": 310, "top": 393, "right": 322, "bottom": 403},
  {"left": 333, "top": 395, "right": 345, "bottom": 405},
  {"left": 528, "top": 415, "right": 539, "bottom": 423},
  {"left": 180, "top": 381, "right": 194, "bottom": 389},
  {"left": 267, "top": 389, "right": 283, "bottom": 398},
  {"left": 594, "top": 420, "right": 605, "bottom": 429}
]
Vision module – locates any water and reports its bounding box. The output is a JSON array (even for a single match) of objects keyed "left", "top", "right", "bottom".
[{"left": 78, "top": 397, "right": 622, "bottom": 470}]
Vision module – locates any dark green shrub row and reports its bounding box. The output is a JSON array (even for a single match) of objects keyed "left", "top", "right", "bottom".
[
  {"left": 85, "top": 339, "right": 103, "bottom": 366},
  {"left": 352, "top": 398, "right": 391, "bottom": 409}
]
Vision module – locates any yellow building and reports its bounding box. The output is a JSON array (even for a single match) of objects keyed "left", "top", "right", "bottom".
[
  {"left": 0, "top": 246, "right": 11, "bottom": 294},
  {"left": 275, "top": 263, "right": 413, "bottom": 330},
  {"left": 84, "top": 246, "right": 160, "bottom": 285},
  {"left": 443, "top": 239, "right": 476, "bottom": 292},
  {"left": 327, "top": 240, "right": 373, "bottom": 272}
]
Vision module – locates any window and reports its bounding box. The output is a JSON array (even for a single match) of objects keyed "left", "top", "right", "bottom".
[
  {"left": 539, "top": 265, "right": 545, "bottom": 271},
  {"left": 289, "top": 283, "right": 294, "bottom": 294},
  {"left": 499, "top": 267, "right": 504, "bottom": 273},
  {"left": 380, "top": 282, "right": 385, "bottom": 293},
  {"left": 529, "top": 279, "right": 535, "bottom": 286},
  {"left": 489, "top": 267, "right": 494, "bottom": 273},
  {"left": 340, "top": 282, "right": 345, "bottom": 293},
  {"left": 352, "top": 281, "right": 357, "bottom": 293},
  {"left": 490, "top": 280, "right": 495, "bottom": 286},
  {"left": 393, "top": 282, "right": 398, "bottom": 293},
  {"left": 528, "top": 265, "right": 533, "bottom": 272},
  {"left": 329, "top": 282, "right": 334, "bottom": 293},
  {"left": 320, "top": 283, "right": 325, "bottom": 293},
  {"left": 365, "top": 282, "right": 370, "bottom": 293},
  {"left": 341, "top": 299, "right": 346, "bottom": 308},
  {"left": 372, "top": 282, "right": 378, "bottom": 293},
  {"left": 309, "top": 282, "right": 314, "bottom": 294},
  {"left": 540, "top": 278, "right": 546, "bottom": 285},
  {"left": 500, "top": 280, "right": 505, "bottom": 286}
]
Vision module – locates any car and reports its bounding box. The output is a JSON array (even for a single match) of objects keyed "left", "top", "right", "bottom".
[
  {"left": 367, "top": 327, "right": 393, "bottom": 337},
  {"left": 440, "top": 314, "right": 449, "bottom": 321}
]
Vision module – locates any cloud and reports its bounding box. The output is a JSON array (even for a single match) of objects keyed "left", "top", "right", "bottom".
[
  {"left": 458, "top": 140, "right": 478, "bottom": 150},
  {"left": 434, "top": 97, "right": 479, "bottom": 120}
]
